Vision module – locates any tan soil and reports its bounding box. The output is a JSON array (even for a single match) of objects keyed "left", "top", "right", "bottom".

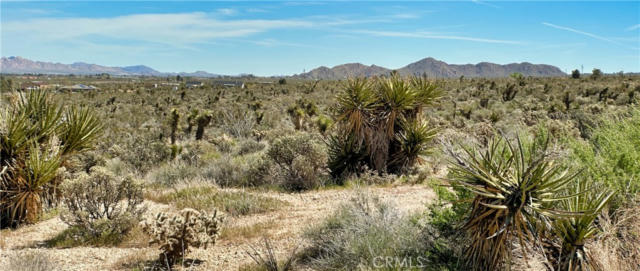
[{"left": 0, "top": 184, "right": 435, "bottom": 271}]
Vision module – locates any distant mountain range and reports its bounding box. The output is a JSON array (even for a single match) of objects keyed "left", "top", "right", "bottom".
[
  {"left": 1, "top": 56, "right": 565, "bottom": 78},
  {"left": 0, "top": 56, "right": 220, "bottom": 77},
  {"left": 295, "top": 57, "right": 565, "bottom": 79}
]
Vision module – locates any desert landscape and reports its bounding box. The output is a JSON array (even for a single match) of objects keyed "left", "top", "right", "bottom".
[{"left": 1, "top": 1, "right": 639, "bottom": 271}]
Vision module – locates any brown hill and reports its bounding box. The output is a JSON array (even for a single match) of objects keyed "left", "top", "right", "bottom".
[{"left": 296, "top": 57, "right": 565, "bottom": 79}]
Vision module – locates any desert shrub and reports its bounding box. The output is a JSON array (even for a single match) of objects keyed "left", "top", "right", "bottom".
[
  {"left": 201, "top": 155, "right": 248, "bottom": 187},
  {"left": 219, "top": 109, "right": 255, "bottom": 138},
  {"left": 103, "top": 157, "right": 131, "bottom": 176},
  {"left": 211, "top": 134, "right": 235, "bottom": 153},
  {"left": 60, "top": 167, "right": 146, "bottom": 240},
  {"left": 155, "top": 186, "right": 285, "bottom": 216},
  {"left": 236, "top": 139, "right": 266, "bottom": 155},
  {"left": 110, "top": 133, "right": 171, "bottom": 174},
  {"left": 267, "top": 133, "right": 328, "bottom": 191},
  {"left": 589, "top": 198, "right": 640, "bottom": 270},
  {"left": 567, "top": 110, "right": 640, "bottom": 209},
  {"left": 147, "top": 161, "right": 199, "bottom": 186},
  {"left": 245, "top": 238, "right": 298, "bottom": 271},
  {"left": 244, "top": 154, "right": 280, "bottom": 187},
  {"left": 0, "top": 90, "right": 102, "bottom": 226},
  {"left": 142, "top": 208, "right": 223, "bottom": 266},
  {"left": 303, "top": 194, "right": 426, "bottom": 270},
  {"left": 344, "top": 168, "right": 397, "bottom": 186},
  {"left": 7, "top": 250, "right": 56, "bottom": 271}
]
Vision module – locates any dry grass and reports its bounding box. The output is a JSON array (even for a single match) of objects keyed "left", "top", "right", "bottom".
[
  {"left": 589, "top": 199, "right": 640, "bottom": 270},
  {"left": 219, "top": 220, "right": 278, "bottom": 241},
  {"left": 152, "top": 186, "right": 288, "bottom": 216},
  {"left": 7, "top": 250, "right": 56, "bottom": 271},
  {"left": 45, "top": 224, "right": 148, "bottom": 248}
]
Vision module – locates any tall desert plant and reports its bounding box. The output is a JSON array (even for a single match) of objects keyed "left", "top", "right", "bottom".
[
  {"left": 329, "top": 75, "right": 442, "bottom": 176},
  {"left": 447, "top": 133, "right": 584, "bottom": 270},
  {"left": 0, "top": 90, "right": 102, "bottom": 226}
]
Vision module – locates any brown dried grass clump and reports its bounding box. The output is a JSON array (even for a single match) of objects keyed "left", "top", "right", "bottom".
[{"left": 589, "top": 199, "right": 640, "bottom": 270}]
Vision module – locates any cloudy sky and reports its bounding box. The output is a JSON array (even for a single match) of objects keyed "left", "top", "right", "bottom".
[{"left": 1, "top": 1, "right": 638, "bottom": 76}]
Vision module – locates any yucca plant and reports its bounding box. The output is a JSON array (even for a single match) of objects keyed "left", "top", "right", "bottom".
[
  {"left": 329, "top": 75, "right": 442, "bottom": 175},
  {"left": 554, "top": 180, "right": 614, "bottom": 271},
  {"left": 327, "top": 132, "right": 368, "bottom": 179},
  {"left": 334, "top": 77, "right": 378, "bottom": 145},
  {"left": 390, "top": 119, "right": 437, "bottom": 172},
  {"left": 447, "top": 133, "right": 584, "bottom": 270},
  {"left": 58, "top": 106, "right": 103, "bottom": 156},
  {"left": 0, "top": 90, "right": 102, "bottom": 227},
  {"left": 2, "top": 145, "right": 61, "bottom": 224}
]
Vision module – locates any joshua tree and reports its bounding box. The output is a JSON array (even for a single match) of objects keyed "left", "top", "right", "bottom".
[
  {"left": 571, "top": 69, "right": 581, "bottom": 79},
  {"left": 195, "top": 112, "right": 212, "bottom": 140},
  {"left": 169, "top": 108, "right": 180, "bottom": 144},
  {"left": 591, "top": 68, "right": 602, "bottom": 80},
  {"left": 0, "top": 90, "right": 102, "bottom": 226},
  {"left": 328, "top": 75, "right": 442, "bottom": 176}
]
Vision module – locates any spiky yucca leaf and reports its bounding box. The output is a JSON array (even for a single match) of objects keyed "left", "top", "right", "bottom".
[
  {"left": 17, "top": 90, "right": 62, "bottom": 143},
  {"left": 335, "top": 78, "right": 378, "bottom": 144},
  {"left": 0, "top": 110, "right": 32, "bottom": 161},
  {"left": 410, "top": 76, "right": 443, "bottom": 117},
  {"left": 58, "top": 106, "right": 103, "bottom": 156},
  {"left": 448, "top": 133, "right": 584, "bottom": 270},
  {"left": 377, "top": 75, "right": 416, "bottom": 137},
  {"left": 554, "top": 180, "right": 614, "bottom": 271},
  {"left": 1, "top": 90, "right": 102, "bottom": 226},
  {"left": 390, "top": 119, "right": 437, "bottom": 171},
  {"left": 327, "top": 132, "right": 368, "bottom": 179},
  {"left": 0, "top": 145, "right": 61, "bottom": 224}
]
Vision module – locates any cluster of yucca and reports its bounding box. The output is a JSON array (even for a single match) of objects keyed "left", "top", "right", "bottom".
[
  {"left": 448, "top": 132, "right": 613, "bottom": 270},
  {"left": 0, "top": 90, "right": 102, "bottom": 226},
  {"left": 142, "top": 208, "right": 223, "bottom": 266},
  {"left": 328, "top": 75, "right": 442, "bottom": 177}
]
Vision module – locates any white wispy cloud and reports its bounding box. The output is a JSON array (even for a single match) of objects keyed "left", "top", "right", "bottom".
[
  {"left": 626, "top": 24, "right": 640, "bottom": 31},
  {"left": 3, "top": 12, "right": 384, "bottom": 48},
  {"left": 216, "top": 8, "right": 237, "bottom": 16},
  {"left": 249, "top": 38, "right": 314, "bottom": 48},
  {"left": 542, "top": 22, "right": 637, "bottom": 50},
  {"left": 356, "top": 30, "right": 523, "bottom": 44},
  {"left": 471, "top": 0, "right": 501, "bottom": 9},
  {"left": 247, "top": 8, "right": 269, "bottom": 13}
]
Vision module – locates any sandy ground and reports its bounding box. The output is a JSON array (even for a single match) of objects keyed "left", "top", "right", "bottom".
[{"left": 0, "top": 184, "right": 436, "bottom": 271}]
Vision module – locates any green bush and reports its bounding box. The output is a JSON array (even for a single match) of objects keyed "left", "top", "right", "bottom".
[
  {"left": 147, "top": 161, "right": 199, "bottom": 186},
  {"left": 303, "top": 194, "right": 426, "bottom": 270},
  {"left": 567, "top": 109, "right": 640, "bottom": 209},
  {"left": 267, "top": 133, "right": 328, "bottom": 191},
  {"left": 60, "top": 167, "right": 146, "bottom": 240}
]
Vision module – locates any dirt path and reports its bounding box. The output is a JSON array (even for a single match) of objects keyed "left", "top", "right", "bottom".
[{"left": 0, "top": 184, "right": 435, "bottom": 271}]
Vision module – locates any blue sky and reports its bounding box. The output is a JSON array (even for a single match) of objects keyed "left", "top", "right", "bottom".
[{"left": 1, "top": 1, "right": 639, "bottom": 76}]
